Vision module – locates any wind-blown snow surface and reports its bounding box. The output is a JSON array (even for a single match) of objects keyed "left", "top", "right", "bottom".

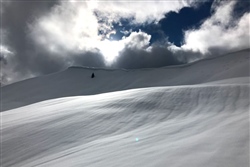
[
  {"left": 2, "top": 85, "right": 250, "bottom": 167},
  {"left": 2, "top": 49, "right": 250, "bottom": 111},
  {"left": 1, "top": 49, "right": 250, "bottom": 167}
]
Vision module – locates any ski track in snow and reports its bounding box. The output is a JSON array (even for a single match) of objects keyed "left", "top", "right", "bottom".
[{"left": 1, "top": 49, "right": 250, "bottom": 167}]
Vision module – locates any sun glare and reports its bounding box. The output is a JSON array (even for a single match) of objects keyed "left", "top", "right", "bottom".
[{"left": 98, "top": 39, "right": 124, "bottom": 64}]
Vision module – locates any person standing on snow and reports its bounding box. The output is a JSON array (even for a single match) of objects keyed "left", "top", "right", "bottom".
[{"left": 91, "top": 73, "right": 95, "bottom": 78}]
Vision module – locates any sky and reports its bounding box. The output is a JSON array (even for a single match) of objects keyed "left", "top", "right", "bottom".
[{"left": 0, "top": 0, "right": 249, "bottom": 85}]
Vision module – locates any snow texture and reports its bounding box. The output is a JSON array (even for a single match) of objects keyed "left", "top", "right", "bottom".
[
  {"left": 1, "top": 49, "right": 250, "bottom": 167},
  {"left": 2, "top": 49, "right": 250, "bottom": 111}
]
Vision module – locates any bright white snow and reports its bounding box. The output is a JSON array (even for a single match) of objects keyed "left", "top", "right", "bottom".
[
  {"left": 2, "top": 49, "right": 250, "bottom": 111},
  {"left": 1, "top": 49, "right": 250, "bottom": 167}
]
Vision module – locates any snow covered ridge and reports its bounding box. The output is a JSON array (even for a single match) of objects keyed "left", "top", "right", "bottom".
[
  {"left": 2, "top": 85, "right": 249, "bottom": 167},
  {"left": 1, "top": 49, "right": 250, "bottom": 167},
  {"left": 2, "top": 49, "right": 250, "bottom": 111}
]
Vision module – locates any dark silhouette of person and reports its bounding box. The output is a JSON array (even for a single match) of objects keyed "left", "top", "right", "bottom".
[{"left": 91, "top": 73, "right": 95, "bottom": 78}]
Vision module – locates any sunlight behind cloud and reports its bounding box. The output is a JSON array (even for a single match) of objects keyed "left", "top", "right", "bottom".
[
  {"left": 98, "top": 39, "right": 124, "bottom": 64},
  {"left": 28, "top": 0, "right": 194, "bottom": 61}
]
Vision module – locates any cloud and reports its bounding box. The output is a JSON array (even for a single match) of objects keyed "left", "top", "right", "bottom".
[
  {"left": 29, "top": 0, "right": 195, "bottom": 55},
  {"left": 1, "top": 1, "right": 63, "bottom": 84},
  {"left": 1, "top": 1, "right": 107, "bottom": 85},
  {"left": 112, "top": 31, "right": 201, "bottom": 69},
  {"left": 93, "top": 0, "right": 196, "bottom": 24},
  {"left": 29, "top": 2, "right": 100, "bottom": 53},
  {"left": 112, "top": 46, "right": 181, "bottom": 69},
  {"left": 122, "top": 31, "right": 151, "bottom": 49},
  {"left": 0, "top": 45, "right": 13, "bottom": 64},
  {"left": 110, "top": 0, "right": 250, "bottom": 70},
  {"left": 0, "top": 28, "right": 17, "bottom": 85},
  {"left": 120, "top": 29, "right": 132, "bottom": 35},
  {"left": 27, "top": 0, "right": 190, "bottom": 68},
  {"left": 1, "top": 0, "right": 249, "bottom": 85},
  {"left": 182, "top": 1, "right": 250, "bottom": 55}
]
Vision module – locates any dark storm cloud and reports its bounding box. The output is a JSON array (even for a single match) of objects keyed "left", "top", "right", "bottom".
[
  {"left": 1, "top": 1, "right": 105, "bottom": 84},
  {"left": 112, "top": 47, "right": 179, "bottom": 69},
  {"left": 0, "top": 1, "right": 200, "bottom": 85},
  {"left": 112, "top": 45, "right": 202, "bottom": 69},
  {"left": 72, "top": 51, "right": 105, "bottom": 68},
  {"left": 0, "top": 54, "right": 7, "bottom": 65},
  {"left": 1, "top": 0, "right": 249, "bottom": 85},
  {"left": 1, "top": 1, "right": 62, "bottom": 82},
  {"left": 110, "top": 30, "right": 203, "bottom": 69},
  {"left": 26, "top": 48, "right": 105, "bottom": 76}
]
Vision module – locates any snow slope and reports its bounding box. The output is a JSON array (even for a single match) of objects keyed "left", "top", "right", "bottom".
[
  {"left": 2, "top": 85, "right": 249, "bottom": 167},
  {"left": 2, "top": 49, "right": 250, "bottom": 111},
  {"left": 1, "top": 49, "right": 250, "bottom": 167}
]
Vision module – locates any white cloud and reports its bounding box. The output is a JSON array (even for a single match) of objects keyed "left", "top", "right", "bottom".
[
  {"left": 182, "top": 1, "right": 250, "bottom": 54},
  {"left": 98, "top": 31, "right": 151, "bottom": 64},
  {"left": 94, "top": 0, "right": 194, "bottom": 24},
  {"left": 29, "top": 2, "right": 100, "bottom": 53},
  {"left": 0, "top": 28, "right": 14, "bottom": 65},
  {"left": 97, "top": 39, "right": 124, "bottom": 64},
  {"left": 0, "top": 45, "right": 13, "bottom": 56},
  {"left": 28, "top": 0, "right": 195, "bottom": 62},
  {"left": 0, "top": 45, "right": 23, "bottom": 85},
  {"left": 120, "top": 29, "right": 132, "bottom": 35},
  {"left": 123, "top": 31, "right": 151, "bottom": 49},
  {"left": 3, "top": 0, "right": 249, "bottom": 85}
]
